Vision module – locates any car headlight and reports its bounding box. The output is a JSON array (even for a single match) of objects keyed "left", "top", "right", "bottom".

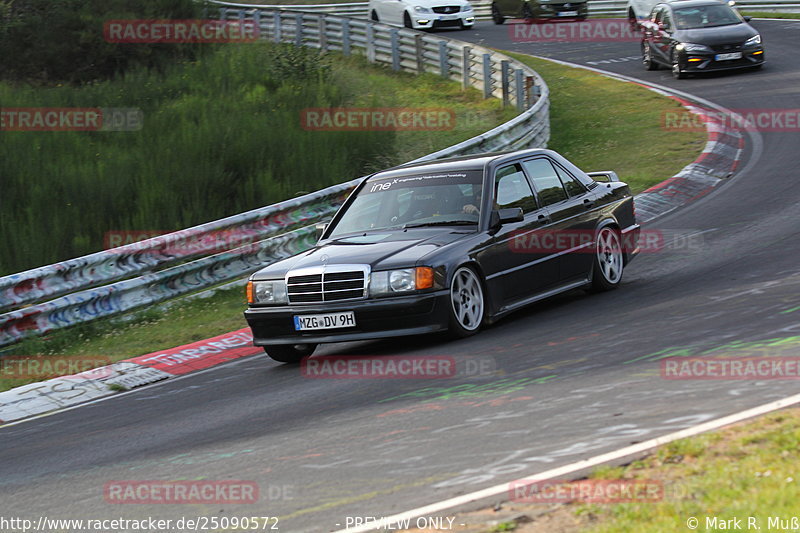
[
  {"left": 370, "top": 267, "right": 434, "bottom": 296},
  {"left": 414, "top": 5, "right": 432, "bottom": 13},
  {"left": 676, "top": 43, "right": 712, "bottom": 52},
  {"left": 744, "top": 34, "right": 761, "bottom": 46},
  {"left": 247, "top": 280, "right": 287, "bottom": 304}
]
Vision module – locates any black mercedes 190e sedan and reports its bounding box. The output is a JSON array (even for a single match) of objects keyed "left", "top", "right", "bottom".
[{"left": 245, "top": 149, "right": 640, "bottom": 363}]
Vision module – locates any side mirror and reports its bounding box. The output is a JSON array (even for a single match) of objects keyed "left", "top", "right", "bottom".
[
  {"left": 490, "top": 207, "right": 524, "bottom": 228},
  {"left": 743, "top": 15, "right": 752, "bottom": 21},
  {"left": 315, "top": 222, "right": 328, "bottom": 239}
]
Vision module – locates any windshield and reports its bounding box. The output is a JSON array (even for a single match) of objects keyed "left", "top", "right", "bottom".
[
  {"left": 672, "top": 5, "right": 743, "bottom": 29},
  {"left": 328, "top": 170, "right": 484, "bottom": 237}
]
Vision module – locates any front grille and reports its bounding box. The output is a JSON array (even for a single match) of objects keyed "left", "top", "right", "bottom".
[
  {"left": 433, "top": 6, "right": 460, "bottom": 13},
  {"left": 710, "top": 43, "right": 742, "bottom": 52},
  {"left": 286, "top": 266, "right": 367, "bottom": 304}
]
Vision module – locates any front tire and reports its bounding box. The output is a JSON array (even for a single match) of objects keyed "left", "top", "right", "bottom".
[
  {"left": 591, "top": 226, "right": 624, "bottom": 291},
  {"left": 491, "top": 3, "right": 505, "bottom": 24},
  {"left": 403, "top": 11, "right": 413, "bottom": 28},
  {"left": 448, "top": 266, "right": 485, "bottom": 338},
  {"left": 263, "top": 344, "right": 317, "bottom": 364},
  {"left": 671, "top": 52, "right": 686, "bottom": 79},
  {"left": 371, "top": 9, "right": 379, "bottom": 22},
  {"left": 642, "top": 41, "right": 658, "bottom": 70}
]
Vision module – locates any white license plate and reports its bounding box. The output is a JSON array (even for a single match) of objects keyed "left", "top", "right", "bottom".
[
  {"left": 439, "top": 14, "right": 458, "bottom": 20},
  {"left": 294, "top": 311, "right": 355, "bottom": 331},
  {"left": 558, "top": 10, "right": 579, "bottom": 16},
  {"left": 715, "top": 52, "right": 742, "bottom": 61}
]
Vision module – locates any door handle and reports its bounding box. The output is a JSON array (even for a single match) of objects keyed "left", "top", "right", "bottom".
[
  {"left": 537, "top": 214, "right": 551, "bottom": 225},
  {"left": 583, "top": 198, "right": 594, "bottom": 209}
]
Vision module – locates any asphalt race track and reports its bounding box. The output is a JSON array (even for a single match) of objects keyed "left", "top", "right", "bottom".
[{"left": 1, "top": 19, "right": 799, "bottom": 532}]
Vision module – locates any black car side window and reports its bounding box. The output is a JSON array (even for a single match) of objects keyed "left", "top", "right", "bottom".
[
  {"left": 494, "top": 164, "right": 539, "bottom": 214},
  {"left": 554, "top": 163, "right": 587, "bottom": 198},
  {"left": 522, "top": 159, "right": 568, "bottom": 207}
]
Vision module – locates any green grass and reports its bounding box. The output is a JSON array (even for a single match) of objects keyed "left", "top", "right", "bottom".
[
  {"left": 507, "top": 53, "right": 706, "bottom": 194},
  {"left": 742, "top": 11, "right": 800, "bottom": 19},
  {"left": 575, "top": 409, "right": 800, "bottom": 533},
  {"left": 2, "top": 52, "right": 706, "bottom": 391}
]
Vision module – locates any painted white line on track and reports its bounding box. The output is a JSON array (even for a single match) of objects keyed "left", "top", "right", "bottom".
[{"left": 335, "top": 392, "right": 800, "bottom": 533}]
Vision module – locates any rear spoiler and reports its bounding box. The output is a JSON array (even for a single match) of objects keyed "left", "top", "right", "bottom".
[{"left": 586, "top": 171, "right": 620, "bottom": 183}]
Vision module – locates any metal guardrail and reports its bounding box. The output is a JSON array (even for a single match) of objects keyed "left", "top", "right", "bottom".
[
  {"left": 0, "top": 6, "right": 550, "bottom": 347},
  {"left": 212, "top": 0, "right": 800, "bottom": 18}
]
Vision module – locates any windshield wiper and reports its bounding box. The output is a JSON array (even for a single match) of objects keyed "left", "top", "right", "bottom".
[{"left": 402, "top": 220, "right": 477, "bottom": 229}]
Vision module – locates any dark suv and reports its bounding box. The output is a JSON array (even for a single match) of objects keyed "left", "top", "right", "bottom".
[{"left": 491, "top": 0, "right": 588, "bottom": 23}]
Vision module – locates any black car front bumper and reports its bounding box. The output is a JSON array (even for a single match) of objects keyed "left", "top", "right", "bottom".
[
  {"left": 244, "top": 290, "right": 451, "bottom": 345},
  {"left": 678, "top": 47, "right": 764, "bottom": 73}
]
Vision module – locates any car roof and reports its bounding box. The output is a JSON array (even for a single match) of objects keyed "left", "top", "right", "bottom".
[
  {"left": 657, "top": 0, "right": 733, "bottom": 8},
  {"left": 372, "top": 148, "right": 557, "bottom": 179}
]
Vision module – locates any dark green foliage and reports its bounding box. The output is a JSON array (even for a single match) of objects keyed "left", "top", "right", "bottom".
[{"left": 0, "top": 44, "right": 395, "bottom": 274}]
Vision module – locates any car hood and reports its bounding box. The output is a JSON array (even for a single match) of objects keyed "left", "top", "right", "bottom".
[
  {"left": 404, "top": 0, "right": 471, "bottom": 7},
  {"left": 675, "top": 23, "right": 757, "bottom": 46},
  {"left": 251, "top": 229, "right": 471, "bottom": 280}
]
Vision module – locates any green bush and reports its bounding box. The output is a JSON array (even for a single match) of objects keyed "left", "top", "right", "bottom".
[{"left": 0, "top": 44, "right": 395, "bottom": 274}]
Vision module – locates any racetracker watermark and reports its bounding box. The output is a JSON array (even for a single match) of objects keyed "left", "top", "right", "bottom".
[
  {"left": 663, "top": 108, "right": 800, "bottom": 133},
  {"left": 509, "top": 479, "right": 664, "bottom": 503},
  {"left": 103, "top": 481, "right": 259, "bottom": 504},
  {"left": 0, "top": 355, "right": 112, "bottom": 380},
  {"left": 661, "top": 357, "right": 800, "bottom": 380},
  {"left": 301, "top": 355, "right": 496, "bottom": 379},
  {"left": 300, "top": 107, "right": 456, "bottom": 131},
  {"left": 104, "top": 20, "right": 259, "bottom": 43},
  {"left": 0, "top": 108, "right": 142, "bottom": 132},
  {"left": 509, "top": 18, "right": 639, "bottom": 43},
  {"left": 509, "top": 229, "right": 704, "bottom": 254},
  {"left": 103, "top": 229, "right": 259, "bottom": 255}
]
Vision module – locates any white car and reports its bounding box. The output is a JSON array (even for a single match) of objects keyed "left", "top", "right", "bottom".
[
  {"left": 369, "top": 0, "right": 475, "bottom": 29},
  {"left": 627, "top": 0, "right": 671, "bottom": 24}
]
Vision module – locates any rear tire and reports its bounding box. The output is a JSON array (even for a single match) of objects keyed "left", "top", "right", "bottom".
[
  {"left": 263, "top": 344, "right": 317, "bottom": 364},
  {"left": 590, "top": 226, "right": 624, "bottom": 291},
  {"left": 491, "top": 3, "right": 505, "bottom": 24},
  {"left": 448, "top": 266, "right": 485, "bottom": 338},
  {"left": 522, "top": 3, "right": 534, "bottom": 22}
]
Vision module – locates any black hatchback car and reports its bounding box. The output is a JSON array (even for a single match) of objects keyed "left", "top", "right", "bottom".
[
  {"left": 641, "top": 0, "right": 764, "bottom": 78},
  {"left": 491, "top": 0, "right": 588, "bottom": 24},
  {"left": 245, "top": 149, "right": 640, "bottom": 363}
]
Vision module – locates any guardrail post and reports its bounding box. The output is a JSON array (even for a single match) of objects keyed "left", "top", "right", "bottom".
[
  {"left": 414, "top": 34, "right": 425, "bottom": 74},
  {"left": 366, "top": 24, "right": 376, "bottom": 63},
  {"left": 501, "top": 60, "right": 510, "bottom": 108},
  {"left": 462, "top": 46, "right": 471, "bottom": 90},
  {"left": 238, "top": 9, "right": 246, "bottom": 27},
  {"left": 219, "top": 7, "right": 227, "bottom": 20},
  {"left": 342, "top": 19, "right": 351, "bottom": 56},
  {"left": 390, "top": 29, "right": 400, "bottom": 71},
  {"left": 318, "top": 15, "right": 327, "bottom": 51},
  {"left": 253, "top": 10, "right": 261, "bottom": 40},
  {"left": 515, "top": 69, "right": 525, "bottom": 112},
  {"left": 438, "top": 41, "right": 448, "bottom": 78},
  {"left": 294, "top": 13, "right": 303, "bottom": 46},
  {"left": 482, "top": 54, "right": 492, "bottom": 99},
  {"left": 274, "top": 12, "right": 282, "bottom": 43}
]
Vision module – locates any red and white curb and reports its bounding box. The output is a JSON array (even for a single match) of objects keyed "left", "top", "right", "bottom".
[
  {"left": 531, "top": 56, "right": 759, "bottom": 224},
  {"left": 0, "top": 328, "right": 260, "bottom": 423}
]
